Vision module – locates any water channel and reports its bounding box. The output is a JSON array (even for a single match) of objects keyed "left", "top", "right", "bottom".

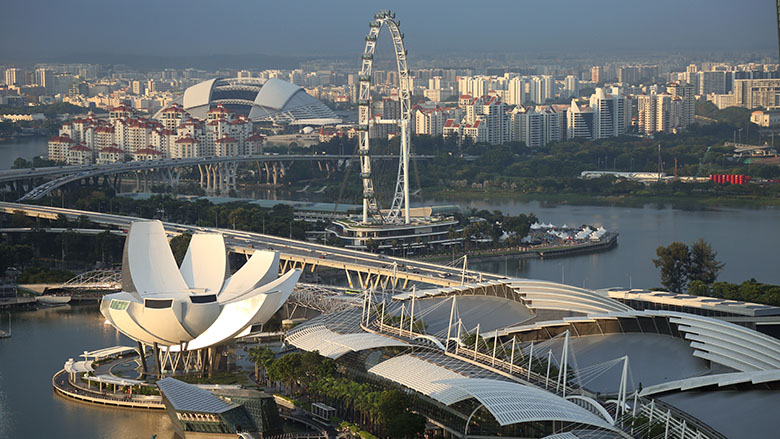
[{"left": 0, "top": 137, "right": 48, "bottom": 169}]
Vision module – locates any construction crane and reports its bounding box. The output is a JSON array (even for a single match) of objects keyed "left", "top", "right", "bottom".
[{"left": 696, "top": 146, "right": 712, "bottom": 178}]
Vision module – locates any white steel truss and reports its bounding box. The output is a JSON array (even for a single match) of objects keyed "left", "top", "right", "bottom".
[
  {"left": 61, "top": 269, "right": 121, "bottom": 290},
  {"left": 358, "top": 10, "right": 412, "bottom": 224}
]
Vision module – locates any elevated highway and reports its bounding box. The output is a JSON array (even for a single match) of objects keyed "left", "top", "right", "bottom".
[
  {"left": 0, "top": 153, "right": 430, "bottom": 201},
  {"left": 0, "top": 201, "right": 501, "bottom": 290},
  {"left": 0, "top": 202, "right": 638, "bottom": 317}
]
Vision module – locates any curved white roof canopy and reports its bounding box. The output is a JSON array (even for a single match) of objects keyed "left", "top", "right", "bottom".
[
  {"left": 498, "top": 309, "right": 780, "bottom": 373},
  {"left": 218, "top": 250, "right": 279, "bottom": 303},
  {"left": 646, "top": 310, "right": 780, "bottom": 372},
  {"left": 85, "top": 375, "right": 144, "bottom": 386},
  {"left": 124, "top": 221, "right": 189, "bottom": 296},
  {"left": 252, "top": 78, "right": 304, "bottom": 111},
  {"left": 182, "top": 78, "right": 218, "bottom": 112},
  {"left": 640, "top": 369, "right": 780, "bottom": 397},
  {"left": 170, "top": 268, "right": 301, "bottom": 352},
  {"left": 285, "top": 324, "right": 408, "bottom": 359},
  {"left": 368, "top": 355, "right": 615, "bottom": 430},
  {"left": 393, "top": 278, "right": 631, "bottom": 315},
  {"left": 180, "top": 233, "right": 227, "bottom": 294},
  {"left": 64, "top": 359, "right": 94, "bottom": 374},
  {"left": 507, "top": 279, "right": 632, "bottom": 314},
  {"left": 368, "top": 354, "right": 473, "bottom": 405},
  {"left": 164, "top": 77, "right": 341, "bottom": 125},
  {"left": 434, "top": 378, "right": 616, "bottom": 430}
]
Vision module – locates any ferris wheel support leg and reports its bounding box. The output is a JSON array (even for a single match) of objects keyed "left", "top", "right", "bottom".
[{"left": 402, "top": 120, "right": 410, "bottom": 224}]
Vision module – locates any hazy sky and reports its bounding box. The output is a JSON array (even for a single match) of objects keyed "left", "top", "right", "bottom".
[{"left": 1, "top": 0, "right": 776, "bottom": 60}]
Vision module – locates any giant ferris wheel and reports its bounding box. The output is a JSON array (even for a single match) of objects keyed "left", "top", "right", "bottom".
[{"left": 357, "top": 10, "right": 412, "bottom": 225}]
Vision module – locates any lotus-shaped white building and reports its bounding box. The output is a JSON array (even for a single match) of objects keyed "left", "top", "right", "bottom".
[{"left": 100, "top": 220, "right": 300, "bottom": 351}]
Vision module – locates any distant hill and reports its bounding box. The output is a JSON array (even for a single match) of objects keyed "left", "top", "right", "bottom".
[{"left": 2, "top": 52, "right": 304, "bottom": 71}]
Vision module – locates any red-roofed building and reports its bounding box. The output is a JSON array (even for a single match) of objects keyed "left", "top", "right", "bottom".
[
  {"left": 48, "top": 135, "right": 76, "bottom": 162},
  {"left": 133, "top": 147, "right": 163, "bottom": 161},
  {"left": 109, "top": 104, "right": 133, "bottom": 122},
  {"left": 67, "top": 143, "right": 93, "bottom": 165},
  {"left": 462, "top": 119, "right": 487, "bottom": 143},
  {"left": 414, "top": 106, "right": 448, "bottom": 136},
  {"left": 97, "top": 146, "right": 126, "bottom": 164},
  {"left": 443, "top": 118, "right": 462, "bottom": 141},
  {"left": 246, "top": 133, "right": 264, "bottom": 155},
  {"left": 458, "top": 94, "right": 473, "bottom": 109},
  {"left": 159, "top": 103, "right": 188, "bottom": 130},
  {"left": 172, "top": 136, "right": 197, "bottom": 158},
  {"left": 215, "top": 136, "right": 238, "bottom": 156}
]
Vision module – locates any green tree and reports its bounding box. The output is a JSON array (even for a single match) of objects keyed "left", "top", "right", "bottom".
[
  {"left": 12, "top": 245, "right": 33, "bottom": 270},
  {"left": 12, "top": 158, "right": 30, "bottom": 169},
  {"left": 168, "top": 233, "right": 192, "bottom": 267},
  {"left": 0, "top": 244, "right": 15, "bottom": 275},
  {"left": 248, "top": 346, "right": 275, "bottom": 385},
  {"left": 653, "top": 242, "right": 690, "bottom": 293},
  {"left": 687, "top": 279, "right": 710, "bottom": 296},
  {"left": 377, "top": 390, "right": 426, "bottom": 438},
  {"left": 688, "top": 239, "right": 725, "bottom": 285},
  {"left": 365, "top": 239, "right": 379, "bottom": 253}
]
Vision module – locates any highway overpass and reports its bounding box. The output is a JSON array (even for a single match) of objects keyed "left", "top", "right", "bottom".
[
  {"left": 0, "top": 153, "right": 430, "bottom": 201},
  {"left": 0, "top": 201, "right": 501, "bottom": 290}
]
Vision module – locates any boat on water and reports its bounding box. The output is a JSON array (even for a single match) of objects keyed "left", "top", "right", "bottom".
[{"left": 37, "top": 295, "right": 72, "bottom": 305}]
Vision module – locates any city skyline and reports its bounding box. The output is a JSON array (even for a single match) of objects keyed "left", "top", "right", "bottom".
[{"left": 1, "top": 0, "right": 776, "bottom": 63}]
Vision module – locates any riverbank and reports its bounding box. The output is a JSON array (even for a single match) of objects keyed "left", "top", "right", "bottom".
[
  {"left": 427, "top": 188, "right": 780, "bottom": 208},
  {"left": 418, "top": 233, "right": 618, "bottom": 264}
]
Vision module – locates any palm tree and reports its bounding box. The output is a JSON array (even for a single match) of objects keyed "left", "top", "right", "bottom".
[{"left": 248, "top": 346, "right": 275, "bottom": 385}]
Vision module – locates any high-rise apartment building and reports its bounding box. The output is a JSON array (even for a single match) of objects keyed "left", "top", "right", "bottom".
[
  {"left": 4, "top": 68, "right": 23, "bottom": 86},
  {"left": 131, "top": 80, "right": 145, "bottom": 96},
  {"left": 666, "top": 82, "right": 695, "bottom": 126},
  {"left": 734, "top": 78, "right": 780, "bottom": 109},
  {"left": 618, "top": 66, "right": 640, "bottom": 85},
  {"left": 637, "top": 93, "right": 684, "bottom": 134},
  {"left": 510, "top": 106, "right": 562, "bottom": 148},
  {"left": 567, "top": 100, "right": 595, "bottom": 140},
  {"left": 35, "top": 68, "right": 53, "bottom": 89},
  {"left": 589, "top": 88, "right": 627, "bottom": 139},
  {"left": 506, "top": 77, "right": 525, "bottom": 106},
  {"left": 414, "top": 107, "right": 446, "bottom": 136},
  {"left": 563, "top": 75, "right": 579, "bottom": 98},
  {"left": 49, "top": 104, "right": 261, "bottom": 165},
  {"left": 591, "top": 66, "right": 602, "bottom": 83},
  {"left": 698, "top": 71, "right": 728, "bottom": 95},
  {"left": 474, "top": 95, "right": 508, "bottom": 145},
  {"left": 529, "top": 76, "right": 554, "bottom": 104}
]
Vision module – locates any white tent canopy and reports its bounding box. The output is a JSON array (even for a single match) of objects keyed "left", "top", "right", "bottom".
[
  {"left": 85, "top": 374, "right": 144, "bottom": 386},
  {"left": 286, "top": 324, "right": 408, "bottom": 359},
  {"left": 434, "top": 378, "right": 615, "bottom": 430}
]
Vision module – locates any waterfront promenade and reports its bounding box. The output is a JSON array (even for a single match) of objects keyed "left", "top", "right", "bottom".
[{"left": 52, "top": 368, "right": 164, "bottom": 409}]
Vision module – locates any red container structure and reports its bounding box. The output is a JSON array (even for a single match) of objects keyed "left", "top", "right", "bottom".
[{"left": 709, "top": 174, "right": 751, "bottom": 185}]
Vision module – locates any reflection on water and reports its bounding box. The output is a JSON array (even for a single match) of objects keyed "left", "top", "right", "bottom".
[
  {"left": 0, "top": 304, "right": 175, "bottom": 438},
  {"left": 0, "top": 137, "right": 48, "bottom": 169}
]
